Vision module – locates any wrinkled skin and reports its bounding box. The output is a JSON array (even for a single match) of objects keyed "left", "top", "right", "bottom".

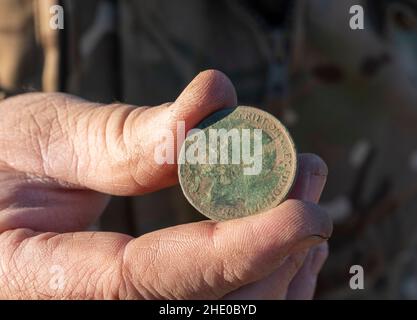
[{"left": 0, "top": 70, "right": 332, "bottom": 299}]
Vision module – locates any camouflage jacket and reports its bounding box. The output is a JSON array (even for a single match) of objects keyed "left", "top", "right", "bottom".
[{"left": 1, "top": 0, "right": 417, "bottom": 299}]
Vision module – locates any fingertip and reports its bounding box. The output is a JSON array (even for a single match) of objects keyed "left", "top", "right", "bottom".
[
  {"left": 173, "top": 70, "right": 238, "bottom": 129},
  {"left": 188, "top": 69, "right": 237, "bottom": 106},
  {"left": 212, "top": 200, "right": 332, "bottom": 275},
  {"left": 289, "top": 153, "right": 328, "bottom": 203},
  {"left": 298, "top": 153, "right": 328, "bottom": 177},
  {"left": 267, "top": 200, "right": 333, "bottom": 243},
  {"left": 215, "top": 199, "right": 333, "bottom": 256}
]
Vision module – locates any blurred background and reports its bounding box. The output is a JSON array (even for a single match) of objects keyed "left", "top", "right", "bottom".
[{"left": 0, "top": 0, "right": 416, "bottom": 299}]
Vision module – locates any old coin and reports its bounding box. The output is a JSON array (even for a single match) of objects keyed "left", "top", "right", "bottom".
[{"left": 178, "top": 106, "right": 297, "bottom": 221}]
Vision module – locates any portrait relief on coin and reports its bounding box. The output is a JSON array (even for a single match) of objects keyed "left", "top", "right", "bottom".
[{"left": 178, "top": 106, "right": 297, "bottom": 221}]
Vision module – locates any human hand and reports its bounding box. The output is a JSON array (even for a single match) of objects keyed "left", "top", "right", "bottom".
[{"left": 0, "top": 70, "right": 332, "bottom": 299}]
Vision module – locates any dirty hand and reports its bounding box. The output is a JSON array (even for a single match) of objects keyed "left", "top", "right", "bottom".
[{"left": 0, "top": 70, "right": 332, "bottom": 299}]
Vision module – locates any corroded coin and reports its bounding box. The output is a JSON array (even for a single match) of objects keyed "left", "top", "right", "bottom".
[{"left": 178, "top": 106, "right": 297, "bottom": 221}]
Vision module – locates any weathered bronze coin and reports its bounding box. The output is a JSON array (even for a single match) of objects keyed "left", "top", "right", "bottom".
[{"left": 178, "top": 106, "right": 297, "bottom": 221}]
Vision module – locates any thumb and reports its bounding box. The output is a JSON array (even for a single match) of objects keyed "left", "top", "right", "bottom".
[
  {"left": 0, "top": 70, "right": 236, "bottom": 195},
  {"left": 122, "top": 199, "right": 332, "bottom": 299}
]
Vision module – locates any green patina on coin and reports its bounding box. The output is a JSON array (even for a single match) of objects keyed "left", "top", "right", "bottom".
[{"left": 178, "top": 106, "right": 297, "bottom": 221}]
